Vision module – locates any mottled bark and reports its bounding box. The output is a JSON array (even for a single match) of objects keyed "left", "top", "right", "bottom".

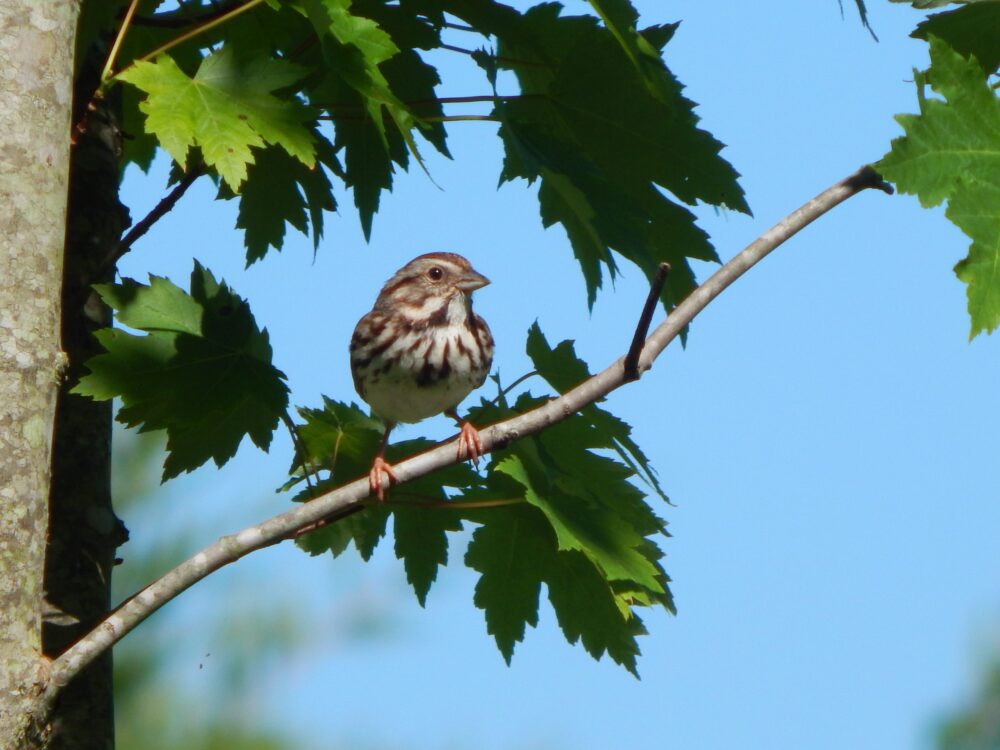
[
  {"left": 41, "top": 21, "right": 130, "bottom": 750},
  {"left": 0, "top": 1, "right": 80, "bottom": 747}
]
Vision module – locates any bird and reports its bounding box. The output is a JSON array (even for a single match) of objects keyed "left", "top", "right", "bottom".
[{"left": 349, "top": 252, "right": 494, "bottom": 500}]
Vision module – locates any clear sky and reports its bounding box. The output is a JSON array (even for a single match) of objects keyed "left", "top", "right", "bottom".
[{"left": 113, "top": 2, "right": 1000, "bottom": 749}]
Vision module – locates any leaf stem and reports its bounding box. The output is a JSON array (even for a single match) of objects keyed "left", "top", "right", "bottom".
[{"left": 386, "top": 496, "right": 525, "bottom": 510}]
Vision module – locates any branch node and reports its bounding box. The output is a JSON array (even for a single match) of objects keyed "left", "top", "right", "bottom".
[
  {"left": 623, "top": 263, "right": 671, "bottom": 382},
  {"left": 851, "top": 165, "right": 894, "bottom": 195}
]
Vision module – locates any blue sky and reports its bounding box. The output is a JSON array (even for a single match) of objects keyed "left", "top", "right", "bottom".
[{"left": 113, "top": 2, "right": 1000, "bottom": 748}]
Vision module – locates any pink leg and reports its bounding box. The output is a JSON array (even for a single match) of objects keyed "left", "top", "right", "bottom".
[
  {"left": 456, "top": 421, "right": 484, "bottom": 466},
  {"left": 369, "top": 455, "right": 397, "bottom": 502},
  {"left": 368, "top": 423, "right": 396, "bottom": 502}
]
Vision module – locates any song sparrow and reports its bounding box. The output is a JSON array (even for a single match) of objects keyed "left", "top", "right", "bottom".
[{"left": 350, "top": 252, "right": 494, "bottom": 500}]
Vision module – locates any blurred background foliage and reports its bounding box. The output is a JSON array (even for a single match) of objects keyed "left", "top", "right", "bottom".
[
  {"left": 111, "top": 429, "right": 404, "bottom": 750},
  {"left": 937, "top": 658, "right": 1000, "bottom": 750},
  {"left": 110, "top": 427, "right": 1000, "bottom": 749}
]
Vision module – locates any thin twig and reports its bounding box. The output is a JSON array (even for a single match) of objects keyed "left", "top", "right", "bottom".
[
  {"left": 387, "top": 497, "right": 524, "bottom": 509},
  {"left": 623, "top": 263, "right": 671, "bottom": 382},
  {"left": 128, "top": 0, "right": 245, "bottom": 28},
  {"left": 317, "top": 114, "right": 497, "bottom": 124},
  {"left": 319, "top": 94, "right": 536, "bottom": 113},
  {"left": 42, "top": 165, "right": 892, "bottom": 707},
  {"left": 493, "top": 370, "right": 540, "bottom": 405},
  {"left": 427, "top": 115, "right": 497, "bottom": 123},
  {"left": 440, "top": 43, "right": 549, "bottom": 69},
  {"left": 442, "top": 21, "right": 477, "bottom": 32},
  {"left": 281, "top": 411, "right": 315, "bottom": 497},
  {"left": 111, "top": 0, "right": 266, "bottom": 80},
  {"left": 102, "top": 0, "right": 141, "bottom": 83},
  {"left": 100, "top": 163, "right": 206, "bottom": 273},
  {"left": 295, "top": 495, "right": 524, "bottom": 538}
]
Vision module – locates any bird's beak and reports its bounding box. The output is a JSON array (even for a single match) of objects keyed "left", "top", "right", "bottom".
[{"left": 456, "top": 270, "right": 490, "bottom": 293}]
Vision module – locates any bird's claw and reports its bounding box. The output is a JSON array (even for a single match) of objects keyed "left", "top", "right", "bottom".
[
  {"left": 457, "top": 422, "right": 484, "bottom": 467},
  {"left": 369, "top": 456, "right": 397, "bottom": 502}
]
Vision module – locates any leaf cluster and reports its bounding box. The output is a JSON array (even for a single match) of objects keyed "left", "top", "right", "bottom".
[
  {"left": 81, "top": 0, "right": 745, "bottom": 308},
  {"left": 74, "top": 249, "right": 672, "bottom": 671},
  {"left": 73, "top": 263, "right": 289, "bottom": 479},
  {"left": 878, "top": 14, "right": 1000, "bottom": 338},
  {"left": 289, "top": 325, "right": 673, "bottom": 675}
]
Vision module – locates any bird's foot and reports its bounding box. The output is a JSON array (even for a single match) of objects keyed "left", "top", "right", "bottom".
[
  {"left": 369, "top": 456, "right": 397, "bottom": 502},
  {"left": 456, "top": 421, "right": 485, "bottom": 467}
]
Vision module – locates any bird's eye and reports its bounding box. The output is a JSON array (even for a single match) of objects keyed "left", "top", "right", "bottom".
[{"left": 427, "top": 267, "right": 444, "bottom": 281}]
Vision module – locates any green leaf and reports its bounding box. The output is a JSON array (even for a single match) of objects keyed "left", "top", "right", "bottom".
[
  {"left": 584, "top": 0, "right": 681, "bottom": 97},
  {"left": 74, "top": 262, "right": 289, "bottom": 479},
  {"left": 292, "top": 399, "right": 390, "bottom": 559},
  {"left": 486, "top": 5, "right": 744, "bottom": 307},
  {"left": 386, "top": 438, "right": 478, "bottom": 603},
  {"left": 460, "top": 382, "right": 671, "bottom": 672},
  {"left": 392, "top": 503, "right": 462, "bottom": 606},
  {"left": 296, "top": 500, "right": 391, "bottom": 561},
  {"left": 496, "top": 455, "right": 664, "bottom": 593},
  {"left": 951, "top": 178, "right": 1000, "bottom": 337},
  {"left": 462, "top": 462, "right": 664, "bottom": 673},
  {"left": 544, "top": 549, "right": 644, "bottom": 675},
  {"left": 233, "top": 138, "right": 339, "bottom": 263},
  {"left": 301, "top": 0, "right": 433, "bottom": 236},
  {"left": 878, "top": 36, "right": 1000, "bottom": 337},
  {"left": 465, "top": 503, "right": 550, "bottom": 663},
  {"left": 291, "top": 400, "right": 474, "bottom": 603},
  {"left": 293, "top": 397, "right": 383, "bottom": 480},
  {"left": 302, "top": 0, "right": 421, "bottom": 149},
  {"left": 912, "top": 2, "right": 1000, "bottom": 74},
  {"left": 838, "top": 0, "right": 877, "bottom": 39},
  {"left": 381, "top": 49, "right": 451, "bottom": 158},
  {"left": 889, "top": 0, "right": 989, "bottom": 8},
  {"left": 525, "top": 322, "right": 668, "bottom": 500},
  {"left": 119, "top": 46, "right": 316, "bottom": 190}
]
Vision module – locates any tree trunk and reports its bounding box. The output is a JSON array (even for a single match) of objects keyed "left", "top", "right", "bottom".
[
  {"left": 41, "top": 22, "right": 130, "bottom": 750},
  {"left": 0, "top": 1, "right": 81, "bottom": 747}
]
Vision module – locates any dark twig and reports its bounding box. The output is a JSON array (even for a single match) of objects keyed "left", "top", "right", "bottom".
[
  {"left": 442, "top": 21, "right": 477, "bottom": 32},
  {"left": 128, "top": 0, "right": 245, "bottom": 28},
  {"left": 291, "top": 503, "right": 365, "bottom": 539},
  {"left": 439, "top": 43, "right": 549, "bottom": 69},
  {"left": 281, "top": 411, "right": 316, "bottom": 498},
  {"left": 623, "top": 263, "right": 671, "bottom": 382},
  {"left": 494, "top": 370, "right": 540, "bottom": 404},
  {"left": 317, "top": 114, "right": 497, "bottom": 124},
  {"left": 100, "top": 163, "right": 205, "bottom": 273}
]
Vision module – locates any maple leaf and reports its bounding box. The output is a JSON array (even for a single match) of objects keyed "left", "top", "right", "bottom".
[
  {"left": 119, "top": 47, "right": 316, "bottom": 190},
  {"left": 879, "top": 37, "right": 1000, "bottom": 337},
  {"left": 74, "top": 263, "right": 289, "bottom": 479}
]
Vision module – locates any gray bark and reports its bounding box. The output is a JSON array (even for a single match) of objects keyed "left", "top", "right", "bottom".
[{"left": 0, "top": 1, "right": 80, "bottom": 747}]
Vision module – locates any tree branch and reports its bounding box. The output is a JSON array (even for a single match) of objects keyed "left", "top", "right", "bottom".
[
  {"left": 99, "top": 163, "right": 206, "bottom": 275},
  {"left": 42, "top": 165, "right": 892, "bottom": 707}
]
